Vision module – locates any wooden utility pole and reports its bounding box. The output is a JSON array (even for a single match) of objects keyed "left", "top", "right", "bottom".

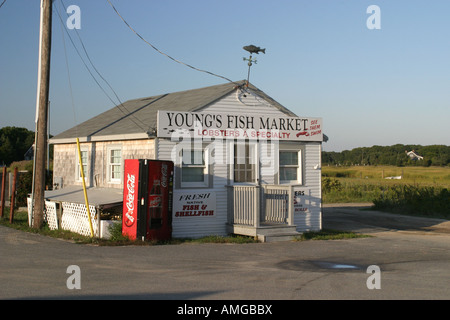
[
  {"left": 0, "top": 166, "right": 6, "bottom": 218},
  {"left": 32, "top": 0, "right": 53, "bottom": 229},
  {"left": 9, "top": 167, "right": 18, "bottom": 224}
]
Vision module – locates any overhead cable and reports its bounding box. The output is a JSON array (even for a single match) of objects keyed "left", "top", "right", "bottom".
[
  {"left": 106, "top": 0, "right": 235, "bottom": 84},
  {"left": 56, "top": 0, "right": 149, "bottom": 133}
]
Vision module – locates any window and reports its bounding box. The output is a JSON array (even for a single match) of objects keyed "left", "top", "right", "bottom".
[
  {"left": 108, "top": 148, "right": 122, "bottom": 183},
  {"left": 76, "top": 150, "right": 88, "bottom": 181},
  {"left": 181, "top": 149, "right": 208, "bottom": 187},
  {"left": 234, "top": 142, "right": 256, "bottom": 183},
  {"left": 279, "top": 150, "right": 301, "bottom": 183}
]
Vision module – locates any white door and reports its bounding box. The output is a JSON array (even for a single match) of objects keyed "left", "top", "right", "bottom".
[{"left": 231, "top": 140, "right": 258, "bottom": 184}]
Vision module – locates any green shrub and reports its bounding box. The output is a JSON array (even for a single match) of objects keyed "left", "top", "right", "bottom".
[
  {"left": 322, "top": 178, "right": 342, "bottom": 193},
  {"left": 107, "top": 221, "right": 129, "bottom": 242},
  {"left": 373, "top": 185, "right": 450, "bottom": 218}
]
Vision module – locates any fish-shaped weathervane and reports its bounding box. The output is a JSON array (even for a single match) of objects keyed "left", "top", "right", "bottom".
[
  {"left": 243, "top": 45, "right": 266, "bottom": 87},
  {"left": 243, "top": 45, "right": 266, "bottom": 54}
]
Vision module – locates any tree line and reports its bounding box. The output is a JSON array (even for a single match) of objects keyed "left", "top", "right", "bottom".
[
  {"left": 0, "top": 127, "right": 35, "bottom": 166},
  {"left": 0, "top": 126, "right": 55, "bottom": 167},
  {"left": 2, "top": 126, "right": 449, "bottom": 168},
  {"left": 322, "top": 144, "right": 450, "bottom": 167}
]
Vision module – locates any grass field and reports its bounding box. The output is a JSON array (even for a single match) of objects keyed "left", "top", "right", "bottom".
[
  {"left": 322, "top": 165, "right": 450, "bottom": 218},
  {"left": 322, "top": 165, "right": 450, "bottom": 188}
]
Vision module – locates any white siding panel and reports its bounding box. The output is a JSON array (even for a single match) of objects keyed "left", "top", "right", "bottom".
[
  {"left": 294, "top": 143, "right": 322, "bottom": 232},
  {"left": 157, "top": 138, "right": 229, "bottom": 238},
  {"left": 156, "top": 87, "right": 323, "bottom": 236},
  {"left": 259, "top": 142, "right": 276, "bottom": 184},
  {"left": 201, "top": 90, "right": 289, "bottom": 116}
]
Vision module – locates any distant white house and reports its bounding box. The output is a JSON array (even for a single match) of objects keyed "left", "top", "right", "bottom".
[
  {"left": 47, "top": 81, "right": 326, "bottom": 241},
  {"left": 406, "top": 150, "right": 423, "bottom": 161}
]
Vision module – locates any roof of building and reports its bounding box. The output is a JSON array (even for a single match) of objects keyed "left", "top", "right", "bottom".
[
  {"left": 45, "top": 186, "right": 123, "bottom": 206},
  {"left": 50, "top": 80, "right": 300, "bottom": 144}
]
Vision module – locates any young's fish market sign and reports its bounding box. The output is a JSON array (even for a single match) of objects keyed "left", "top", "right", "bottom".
[{"left": 157, "top": 111, "right": 323, "bottom": 141}]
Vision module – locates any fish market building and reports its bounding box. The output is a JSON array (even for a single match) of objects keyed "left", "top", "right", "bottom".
[{"left": 48, "top": 81, "right": 325, "bottom": 241}]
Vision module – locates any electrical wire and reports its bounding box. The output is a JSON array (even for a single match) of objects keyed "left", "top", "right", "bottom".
[
  {"left": 106, "top": 0, "right": 236, "bottom": 84},
  {"left": 0, "top": 0, "right": 6, "bottom": 9},
  {"left": 57, "top": 5, "right": 77, "bottom": 134},
  {"left": 55, "top": 0, "right": 150, "bottom": 133},
  {"left": 60, "top": 0, "right": 146, "bottom": 128}
]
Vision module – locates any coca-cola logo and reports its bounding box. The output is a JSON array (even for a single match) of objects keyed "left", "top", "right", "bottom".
[
  {"left": 149, "top": 195, "right": 162, "bottom": 207},
  {"left": 161, "top": 164, "right": 168, "bottom": 188},
  {"left": 124, "top": 173, "right": 136, "bottom": 227}
]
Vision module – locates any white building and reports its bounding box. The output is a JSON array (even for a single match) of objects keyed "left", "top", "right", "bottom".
[{"left": 48, "top": 81, "right": 325, "bottom": 241}]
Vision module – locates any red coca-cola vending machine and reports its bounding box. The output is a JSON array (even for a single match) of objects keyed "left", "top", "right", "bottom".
[{"left": 122, "top": 159, "right": 174, "bottom": 241}]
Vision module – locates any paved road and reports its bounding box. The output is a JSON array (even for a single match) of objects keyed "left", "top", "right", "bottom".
[
  {"left": 323, "top": 203, "right": 450, "bottom": 235},
  {"left": 1, "top": 204, "right": 449, "bottom": 300}
]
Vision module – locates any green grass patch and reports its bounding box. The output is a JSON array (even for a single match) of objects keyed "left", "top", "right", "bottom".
[
  {"left": 177, "top": 234, "right": 259, "bottom": 244},
  {"left": 295, "top": 229, "right": 371, "bottom": 241},
  {"left": 0, "top": 209, "right": 104, "bottom": 244},
  {"left": 1, "top": 209, "right": 258, "bottom": 246}
]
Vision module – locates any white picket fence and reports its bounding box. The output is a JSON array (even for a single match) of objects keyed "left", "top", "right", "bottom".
[
  {"left": 27, "top": 198, "right": 99, "bottom": 237},
  {"left": 44, "top": 201, "right": 59, "bottom": 230},
  {"left": 27, "top": 198, "right": 59, "bottom": 230},
  {"left": 61, "top": 202, "right": 98, "bottom": 237}
]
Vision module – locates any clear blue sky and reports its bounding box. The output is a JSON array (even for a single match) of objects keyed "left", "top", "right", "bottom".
[{"left": 1, "top": 0, "right": 449, "bottom": 151}]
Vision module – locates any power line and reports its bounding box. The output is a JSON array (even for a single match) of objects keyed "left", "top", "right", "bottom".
[
  {"left": 55, "top": 0, "right": 149, "bottom": 133},
  {"left": 106, "top": 0, "right": 236, "bottom": 84},
  {"left": 57, "top": 4, "right": 77, "bottom": 132},
  {"left": 58, "top": 0, "right": 149, "bottom": 133},
  {"left": 0, "top": 0, "right": 6, "bottom": 9}
]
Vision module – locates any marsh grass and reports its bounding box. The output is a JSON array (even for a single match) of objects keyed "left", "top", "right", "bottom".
[
  {"left": 322, "top": 165, "right": 450, "bottom": 188},
  {"left": 322, "top": 165, "right": 450, "bottom": 219}
]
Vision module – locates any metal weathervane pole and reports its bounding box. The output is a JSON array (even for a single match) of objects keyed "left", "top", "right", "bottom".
[
  {"left": 243, "top": 54, "right": 257, "bottom": 87},
  {"left": 243, "top": 45, "right": 266, "bottom": 87}
]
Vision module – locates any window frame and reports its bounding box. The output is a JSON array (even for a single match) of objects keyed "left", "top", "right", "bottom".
[
  {"left": 279, "top": 149, "right": 302, "bottom": 184},
  {"left": 107, "top": 146, "right": 123, "bottom": 184},
  {"left": 232, "top": 141, "right": 258, "bottom": 185},
  {"left": 180, "top": 147, "right": 209, "bottom": 188},
  {"left": 75, "top": 147, "right": 89, "bottom": 184}
]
